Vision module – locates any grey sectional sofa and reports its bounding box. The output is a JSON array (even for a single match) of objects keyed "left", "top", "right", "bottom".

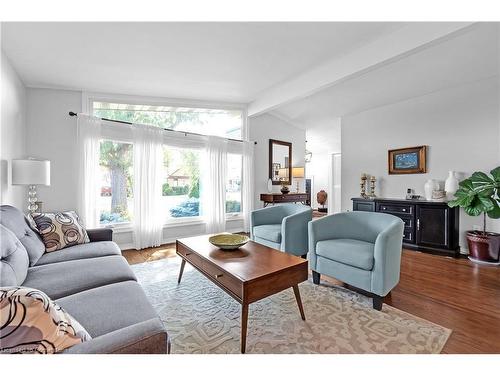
[{"left": 0, "top": 205, "right": 170, "bottom": 354}]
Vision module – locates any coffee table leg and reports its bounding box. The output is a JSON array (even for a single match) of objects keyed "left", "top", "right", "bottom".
[
  {"left": 178, "top": 258, "right": 186, "bottom": 284},
  {"left": 240, "top": 303, "right": 249, "bottom": 353},
  {"left": 292, "top": 285, "right": 306, "bottom": 320}
]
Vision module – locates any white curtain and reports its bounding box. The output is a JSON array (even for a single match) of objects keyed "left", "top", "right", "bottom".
[
  {"left": 133, "top": 124, "right": 164, "bottom": 249},
  {"left": 242, "top": 141, "right": 254, "bottom": 232},
  {"left": 77, "top": 115, "right": 102, "bottom": 228},
  {"left": 204, "top": 136, "right": 228, "bottom": 234}
]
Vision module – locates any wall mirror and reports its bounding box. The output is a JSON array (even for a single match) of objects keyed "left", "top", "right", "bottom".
[{"left": 269, "top": 139, "right": 292, "bottom": 185}]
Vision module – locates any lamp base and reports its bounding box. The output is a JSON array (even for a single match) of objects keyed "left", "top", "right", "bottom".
[{"left": 27, "top": 185, "right": 39, "bottom": 213}]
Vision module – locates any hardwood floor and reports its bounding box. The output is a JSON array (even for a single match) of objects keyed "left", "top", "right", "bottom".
[{"left": 123, "top": 245, "right": 500, "bottom": 353}]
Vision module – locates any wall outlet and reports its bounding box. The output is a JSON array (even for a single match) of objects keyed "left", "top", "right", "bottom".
[{"left": 472, "top": 225, "right": 482, "bottom": 231}]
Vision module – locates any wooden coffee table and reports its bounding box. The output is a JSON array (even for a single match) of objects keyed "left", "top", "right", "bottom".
[{"left": 176, "top": 235, "right": 308, "bottom": 353}]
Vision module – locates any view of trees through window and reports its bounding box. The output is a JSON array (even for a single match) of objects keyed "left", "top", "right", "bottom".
[{"left": 96, "top": 103, "right": 243, "bottom": 225}]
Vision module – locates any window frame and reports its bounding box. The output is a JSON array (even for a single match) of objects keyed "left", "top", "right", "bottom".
[{"left": 85, "top": 92, "right": 247, "bottom": 228}]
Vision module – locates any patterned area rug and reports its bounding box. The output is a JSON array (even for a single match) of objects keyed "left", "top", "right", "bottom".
[{"left": 132, "top": 257, "right": 451, "bottom": 354}]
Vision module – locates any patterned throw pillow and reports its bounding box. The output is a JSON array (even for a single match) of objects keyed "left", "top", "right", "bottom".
[
  {"left": 30, "top": 211, "right": 90, "bottom": 252},
  {"left": 0, "top": 287, "right": 91, "bottom": 354}
]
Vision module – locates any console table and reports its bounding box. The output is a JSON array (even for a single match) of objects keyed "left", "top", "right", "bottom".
[
  {"left": 352, "top": 197, "right": 460, "bottom": 257},
  {"left": 260, "top": 193, "right": 309, "bottom": 207}
]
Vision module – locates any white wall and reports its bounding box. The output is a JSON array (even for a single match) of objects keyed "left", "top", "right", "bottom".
[
  {"left": 305, "top": 119, "right": 341, "bottom": 209},
  {"left": 1, "top": 50, "right": 27, "bottom": 208},
  {"left": 249, "top": 113, "right": 306, "bottom": 209},
  {"left": 26, "top": 88, "right": 82, "bottom": 212},
  {"left": 341, "top": 78, "right": 500, "bottom": 251}
]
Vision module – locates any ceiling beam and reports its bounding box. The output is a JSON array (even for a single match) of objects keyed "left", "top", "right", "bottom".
[{"left": 248, "top": 22, "right": 475, "bottom": 117}]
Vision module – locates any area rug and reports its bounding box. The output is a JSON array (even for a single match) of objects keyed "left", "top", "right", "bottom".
[{"left": 132, "top": 257, "right": 451, "bottom": 354}]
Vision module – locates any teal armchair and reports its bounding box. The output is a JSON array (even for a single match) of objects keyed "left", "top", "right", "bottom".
[
  {"left": 250, "top": 204, "right": 313, "bottom": 257},
  {"left": 308, "top": 211, "right": 404, "bottom": 310}
]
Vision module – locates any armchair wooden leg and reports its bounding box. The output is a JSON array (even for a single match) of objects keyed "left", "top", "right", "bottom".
[
  {"left": 372, "top": 295, "right": 383, "bottom": 311},
  {"left": 312, "top": 270, "right": 321, "bottom": 285}
]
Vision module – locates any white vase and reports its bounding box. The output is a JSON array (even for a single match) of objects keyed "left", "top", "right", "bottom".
[
  {"left": 445, "top": 171, "right": 459, "bottom": 200},
  {"left": 424, "top": 179, "right": 439, "bottom": 200},
  {"left": 267, "top": 178, "right": 273, "bottom": 193}
]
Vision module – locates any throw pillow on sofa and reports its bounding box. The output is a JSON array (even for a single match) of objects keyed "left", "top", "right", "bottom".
[
  {"left": 0, "top": 287, "right": 91, "bottom": 354},
  {"left": 30, "top": 211, "right": 90, "bottom": 252}
]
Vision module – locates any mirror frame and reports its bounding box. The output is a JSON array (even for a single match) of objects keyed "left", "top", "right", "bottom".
[{"left": 269, "top": 139, "right": 292, "bottom": 186}]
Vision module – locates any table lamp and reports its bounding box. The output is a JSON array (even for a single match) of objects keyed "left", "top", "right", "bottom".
[
  {"left": 292, "top": 167, "right": 305, "bottom": 193},
  {"left": 12, "top": 158, "right": 51, "bottom": 213}
]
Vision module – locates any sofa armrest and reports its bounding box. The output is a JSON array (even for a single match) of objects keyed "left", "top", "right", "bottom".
[
  {"left": 62, "top": 318, "right": 170, "bottom": 354},
  {"left": 281, "top": 208, "right": 312, "bottom": 256},
  {"left": 87, "top": 228, "right": 113, "bottom": 242}
]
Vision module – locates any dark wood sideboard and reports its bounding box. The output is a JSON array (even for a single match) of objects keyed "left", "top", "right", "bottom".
[
  {"left": 352, "top": 197, "right": 460, "bottom": 257},
  {"left": 260, "top": 193, "right": 309, "bottom": 207}
]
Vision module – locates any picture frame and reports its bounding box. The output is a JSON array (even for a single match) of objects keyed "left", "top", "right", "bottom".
[{"left": 388, "top": 146, "right": 427, "bottom": 174}]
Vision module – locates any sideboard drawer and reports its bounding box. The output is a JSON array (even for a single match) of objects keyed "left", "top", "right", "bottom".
[
  {"left": 377, "top": 203, "right": 414, "bottom": 215},
  {"left": 403, "top": 229, "right": 414, "bottom": 243}
]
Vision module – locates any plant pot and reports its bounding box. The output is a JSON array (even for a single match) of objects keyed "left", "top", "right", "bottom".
[{"left": 466, "top": 230, "right": 500, "bottom": 264}]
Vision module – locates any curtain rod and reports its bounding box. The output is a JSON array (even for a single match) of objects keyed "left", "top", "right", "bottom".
[{"left": 68, "top": 111, "right": 257, "bottom": 144}]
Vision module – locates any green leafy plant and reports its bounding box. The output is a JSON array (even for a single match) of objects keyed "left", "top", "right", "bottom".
[{"left": 448, "top": 166, "right": 500, "bottom": 234}]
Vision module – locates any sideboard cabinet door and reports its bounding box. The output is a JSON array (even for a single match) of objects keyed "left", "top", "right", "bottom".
[{"left": 416, "top": 205, "right": 449, "bottom": 249}]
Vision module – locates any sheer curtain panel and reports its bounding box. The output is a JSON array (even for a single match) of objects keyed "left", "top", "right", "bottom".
[
  {"left": 77, "top": 115, "right": 102, "bottom": 228},
  {"left": 133, "top": 124, "right": 164, "bottom": 249}
]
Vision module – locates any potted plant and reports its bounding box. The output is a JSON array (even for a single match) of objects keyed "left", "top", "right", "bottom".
[{"left": 448, "top": 166, "right": 500, "bottom": 264}]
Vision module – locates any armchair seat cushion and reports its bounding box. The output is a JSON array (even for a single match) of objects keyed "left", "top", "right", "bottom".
[
  {"left": 316, "top": 238, "right": 375, "bottom": 271},
  {"left": 253, "top": 224, "right": 282, "bottom": 243}
]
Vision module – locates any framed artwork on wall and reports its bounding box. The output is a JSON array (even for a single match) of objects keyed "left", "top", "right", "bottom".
[{"left": 388, "top": 146, "right": 427, "bottom": 174}]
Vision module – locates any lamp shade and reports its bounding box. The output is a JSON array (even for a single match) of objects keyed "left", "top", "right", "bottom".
[
  {"left": 292, "top": 167, "right": 305, "bottom": 178},
  {"left": 12, "top": 159, "right": 51, "bottom": 186}
]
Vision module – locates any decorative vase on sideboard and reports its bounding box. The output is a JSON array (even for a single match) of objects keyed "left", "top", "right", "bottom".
[
  {"left": 445, "top": 171, "right": 459, "bottom": 201},
  {"left": 267, "top": 178, "right": 273, "bottom": 193},
  {"left": 424, "top": 179, "right": 439, "bottom": 200}
]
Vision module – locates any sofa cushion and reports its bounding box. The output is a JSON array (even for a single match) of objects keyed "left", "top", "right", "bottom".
[
  {"left": 0, "top": 205, "right": 45, "bottom": 266},
  {"left": 56, "top": 281, "right": 158, "bottom": 338},
  {"left": 0, "top": 286, "right": 91, "bottom": 354},
  {"left": 0, "top": 224, "right": 29, "bottom": 286},
  {"left": 316, "top": 238, "right": 375, "bottom": 271},
  {"left": 253, "top": 224, "right": 282, "bottom": 243},
  {"left": 35, "top": 241, "right": 121, "bottom": 266},
  {"left": 30, "top": 211, "right": 90, "bottom": 252},
  {"left": 22, "top": 255, "right": 136, "bottom": 300}
]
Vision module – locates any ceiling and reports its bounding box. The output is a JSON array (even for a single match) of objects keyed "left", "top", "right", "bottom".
[
  {"left": 273, "top": 23, "right": 499, "bottom": 128},
  {"left": 1, "top": 22, "right": 403, "bottom": 103}
]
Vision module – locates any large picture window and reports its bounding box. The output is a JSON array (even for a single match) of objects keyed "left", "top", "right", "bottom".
[
  {"left": 226, "top": 154, "right": 242, "bottom": 215},
  {"left": 99, "top": 140, "right": 134, "bottom": 224},
  {"left": 162, "top": 147, "right": 201, "bottom": 219},
  {"left": 93, "top": 101, "right": 242, "bottom": 140}
]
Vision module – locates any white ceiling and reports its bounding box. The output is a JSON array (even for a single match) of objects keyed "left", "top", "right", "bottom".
[
  {"left": 1, "top": 22, "right": 403, "bottom": 103},
  {"left": 273, "top": 23, "right": 499, "bottom": 128}
]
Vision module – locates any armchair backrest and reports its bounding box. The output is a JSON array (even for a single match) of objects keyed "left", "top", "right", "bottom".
[{"left": 311, "top": 211, "right": 402, "bottom": 244}]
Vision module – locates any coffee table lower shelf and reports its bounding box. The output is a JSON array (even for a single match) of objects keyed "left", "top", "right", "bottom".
[{"left": 176, "top": 239, "right": 308, "bottom": 353}]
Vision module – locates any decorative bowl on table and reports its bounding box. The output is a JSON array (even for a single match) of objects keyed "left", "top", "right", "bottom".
[{"left": 209, "top": 233, "right": 249, "bottom": 251}]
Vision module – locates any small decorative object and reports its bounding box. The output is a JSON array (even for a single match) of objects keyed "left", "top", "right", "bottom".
[
  {"left": 388, "top": 146, "right": 427, "bottom": 175},
  {"left": 431, "top": 190, "right": 446, "bottom": 201},
  {"left": 405, "top": 188, "right": 414, "bottom": 200},
  {"left": 292, "top": 167, "right": 305, "bottom": 193},
  {"left": 280, "top": 185, "right": 290, "bottom": 194},
  {"left": 424, "top": 179, "right": 439, "bottom": 200},
  {"left": 368, "top": 175, "right": 377, "bottom": 198},
  {"left": 444, "top": 171, "right": 459, "bottom": 201},
  {"left": 305, "top": 149, "right": 312, "bottom": 163},
  {"left": 448, "top": 167, "right": 500, "bottom": 264},
  {"left": 12, "top": 158, "right": 51, "bottom": 213},
  {"left": 267, "top": 178, "right": 273, "bottom": 193},
  {"left": 317, "top": 190, "right": 328, "bottom": 213},
  {"left": 360, "top": 173, "right": 368, "bottom": 198},
  {"left": 208, "top": 233, "right": 249, "bottom": 251}
]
